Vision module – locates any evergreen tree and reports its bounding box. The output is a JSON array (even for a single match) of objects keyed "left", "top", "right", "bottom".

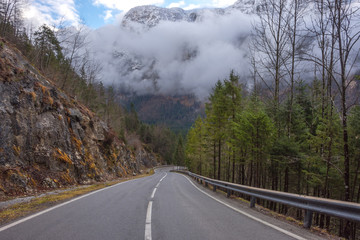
[{"left": 33, "top": 25, "right": 63, "bottom": 70}]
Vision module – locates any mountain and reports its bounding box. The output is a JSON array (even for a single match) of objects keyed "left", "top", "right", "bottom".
[
  {"left": 0, "top": 39, "right": 157, "bottom": 197},
  {"left": 87, "top": 0, "right": 260, "bottom": 132},
  {"left": 107, "top": 0, "right": 257, "bottom": 131},
  {"left": 121, "top": 0, "right": 259, "bottom": 29}
]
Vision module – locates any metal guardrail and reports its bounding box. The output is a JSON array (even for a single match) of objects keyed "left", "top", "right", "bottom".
[{"left": 174, "top": 170, "right": 360, "bottom": 228}]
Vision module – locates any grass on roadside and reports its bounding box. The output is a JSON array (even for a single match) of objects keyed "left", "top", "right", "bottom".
[{"left": 0, "top": 170, "right": 154, "bottom": 225}]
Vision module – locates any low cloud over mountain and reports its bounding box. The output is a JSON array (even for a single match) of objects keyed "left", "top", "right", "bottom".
[{"left": 87, "top": 1, "right": 257, "bottom": 99}]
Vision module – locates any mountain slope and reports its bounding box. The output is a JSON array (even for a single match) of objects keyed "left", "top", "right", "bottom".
[
  {"left": 121, "top": 94, "right": 204, "bottom": 133},
  {"left": 0, "top": 39, "right": 157, "bottom": 197}
]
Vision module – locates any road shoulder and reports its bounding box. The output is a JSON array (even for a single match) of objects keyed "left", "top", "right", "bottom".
[{"left": 179, "top": 173, "right": 338, "bottom": 240}]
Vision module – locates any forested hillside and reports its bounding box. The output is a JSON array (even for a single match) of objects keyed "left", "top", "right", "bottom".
[
  {"left": 120, "top": 94, "right": 204, "bottom": 134},
  {"left": 185, "top": 0, "right": 360, "bottom": 239}
]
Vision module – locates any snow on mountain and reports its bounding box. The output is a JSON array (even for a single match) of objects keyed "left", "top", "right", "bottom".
[
  {"left": 121, "top": 0, "right": 258, "bottom": 29},
  {"left": 229, "top": 0, "right": 262, "bottom": 14},
  {"left": 122, "top": 6, "right": 191, "bottom": 29}
]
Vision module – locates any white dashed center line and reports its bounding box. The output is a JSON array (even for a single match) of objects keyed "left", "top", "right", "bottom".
[
  {"left": 151, "top": 188, "right": 157, "bottom": 199},
  {"left": 144, "top": 173, "right": 167, "bottom": 240}
]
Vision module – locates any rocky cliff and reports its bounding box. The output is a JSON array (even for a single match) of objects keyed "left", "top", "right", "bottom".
[{"left": 0, "top": 39, "right": 158, "bottom": 197}]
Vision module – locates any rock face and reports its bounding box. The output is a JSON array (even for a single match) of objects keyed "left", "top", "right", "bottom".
[{"left": 0, "top": 40, "right": 157, "bottom": 196}]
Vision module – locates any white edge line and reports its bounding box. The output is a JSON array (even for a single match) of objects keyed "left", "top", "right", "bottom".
[
  {"left": 179, "top": 174, "right": 307, "bottom": 240},
  {"left": 0, "top": 178, "right": 140, "bottom": 233},
  {"left": 145, "top": 201, "right": 153, "bottom": 240}
]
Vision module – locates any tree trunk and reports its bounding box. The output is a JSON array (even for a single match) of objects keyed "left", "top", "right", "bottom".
[
  {"left": 218, "top": 139, "right": 221, "bottom": 180},
  {"left": 213, "top": 141, "right": 216, "bottom": 179}
]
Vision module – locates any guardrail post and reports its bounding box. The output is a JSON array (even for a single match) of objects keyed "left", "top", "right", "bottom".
[
  {"left": 250, "top": 196, "right": 256, "bottom": 208},
  {"left": 213, "top": 185, "right": 216, "bottom": 192},
  {"left": 227, "top": 188, "right": 231, "bottom": 198},
  {"left": 205, "top": 182, "right": 208, "bottom": 187},
  {"left": 304, "top": 210, "right": 313, "bottom": 228}
]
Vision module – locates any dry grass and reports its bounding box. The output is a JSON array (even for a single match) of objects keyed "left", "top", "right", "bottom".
[
  {"left": 0, "top": 169, "right": 155, "bottom": 225},
  {"left": 38, "top": 83, "right": 48, "bottom": 94},
  {"left": 47, "top": 96, "right": 54, "bottom": 105},
  {"left": 12, "top": 145, "right": 20, "bottom": 156},
  {"left": 71, "top": 136, "right": 82, "bottom": 152},
  {"left": 54, "top": 148, "right": 73, "bottom": 165},
  {"left": 29, "top": 91, "right": 37, "bottom": 101}
]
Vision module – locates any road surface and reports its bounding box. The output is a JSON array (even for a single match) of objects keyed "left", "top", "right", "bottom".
[{"left": 0, "top": 167, "right": 326, "bottom": 240}]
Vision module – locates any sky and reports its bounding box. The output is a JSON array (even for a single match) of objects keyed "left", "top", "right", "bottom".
[{"left": 24, "top": 0, "right": 237, "bottom": 29}]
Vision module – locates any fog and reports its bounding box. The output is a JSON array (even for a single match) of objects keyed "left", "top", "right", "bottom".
[{"left": 87, "top": 10, "right": 255, "bottom": 99}]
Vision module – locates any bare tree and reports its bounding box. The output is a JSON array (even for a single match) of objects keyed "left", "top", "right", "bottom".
[
  {"left": 0, "top": 0, "right": 24, "bottom": 36},
  {"left": 306, "top": 0, "right": 339, "bottom": 229},
  {"left": 284, "top": 0, "right": 309, "bottom": 137},
  {"left": 60, "top": 24, "right": 89, "bottom": 90},
  {"left": 79, "top": 50, "right": 103, "bottom": 104},
  {"left": 252, "top": 0, "right": 292, "bottom": 128}
]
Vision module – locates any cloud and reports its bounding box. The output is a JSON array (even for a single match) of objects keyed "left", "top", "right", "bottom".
[
  {"left": 23, "top": 0, "right": 80, "bottom": 29},
  {"left": 167, "top": 1, "right": 203, "bottom": 11},
  {"left": 87, "top": 9, "right": 253, "bottom": 99},
  {"left": 211, "top": 0, "right": 236, "bottom": 8},
  {"left": 183, "top": 4, "right": 202, "bottom": 10},
  {"left": 167, "top": 1, "right": 236, "bottom": 10},
  {"left": 93, "top": 0, "right": 165, "bottom": 11},
  {"left": 103, "top": 10, "right": 113, "bottom": 21},
  {"left": 167, "top": 1, "right": 185, "bottom": 8}
]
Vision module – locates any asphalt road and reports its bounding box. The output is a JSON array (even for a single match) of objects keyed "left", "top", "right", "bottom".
[{"left": 0, "top": 167, "right": 325, "bottom": 240}]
